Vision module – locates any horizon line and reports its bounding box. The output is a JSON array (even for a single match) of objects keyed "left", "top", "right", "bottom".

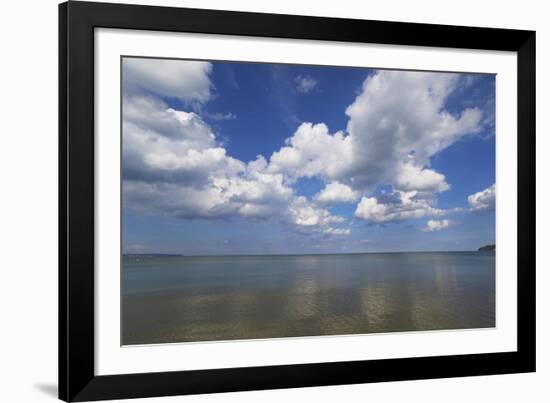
[{"left": 122, "top": 247, "right": 495, "bottom": 258}]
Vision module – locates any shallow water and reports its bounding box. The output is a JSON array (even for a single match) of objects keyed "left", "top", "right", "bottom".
[{"left": 122, "top": 252, "right": 495, "bottom": 345}]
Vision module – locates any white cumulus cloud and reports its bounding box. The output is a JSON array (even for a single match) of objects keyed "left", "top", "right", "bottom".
[
  {"left": 286, "top": 196, "right": 346, "bottom": 229},
  {"left": 423, "top": 219, "right": 451, "bottom": 232},
  {"left": 266, "top": 70, "right": 481, "bottom": 201},
  {"left": 354, "top": 190, "right": 443, "bottom": 224},
  {"left": 267, "top": 122, "right": 352, "bottom": 182},
  {"left": 468, "top": 184, "right": 495, "bottom": 211},
  {"left": 122, "top": 67, "right": 346, "bottom": 235},
  {"left": 314, "top": 182, "right": 360, "bottom": 205},
  {"left": 122, "top": 59, "right": 487, "bottom": 235},
  {"left": 345, "top": 70, "right": 482, "bottom": 192},
  {"left": 123, "top": 95, "right": 244, "bottom": 186},
  {"left": 394, "top": 162, "right": 450, "bottom": 192},
  {"left": 123, "top": 58, "right": 213, "bottom": 103}
]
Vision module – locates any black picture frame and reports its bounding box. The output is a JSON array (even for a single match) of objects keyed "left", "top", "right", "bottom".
[{"left": 59, "top": 1, "right": 536, "bottom": 401}]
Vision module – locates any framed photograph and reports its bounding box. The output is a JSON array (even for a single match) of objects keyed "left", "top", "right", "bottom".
[{"left": 59, "top": 1, "right": 535, "bottom": 401}]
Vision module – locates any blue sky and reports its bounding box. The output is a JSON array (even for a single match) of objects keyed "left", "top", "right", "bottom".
[{"left": 122, "top": 57, "right": 495, "bottom": 255}]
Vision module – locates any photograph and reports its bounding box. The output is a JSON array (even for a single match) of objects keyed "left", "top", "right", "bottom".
[{"left": 121, "top": 57, "right": 497, "bottom": 345}]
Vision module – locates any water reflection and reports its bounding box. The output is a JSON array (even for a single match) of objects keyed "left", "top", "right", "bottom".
[{"left": 122, "top": 252, "right": 495, "bottom": 345}]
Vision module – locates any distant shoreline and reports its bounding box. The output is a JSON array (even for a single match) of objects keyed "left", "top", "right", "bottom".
[{"left": 123, "top": 249, "right": 496, "bottom": 259}]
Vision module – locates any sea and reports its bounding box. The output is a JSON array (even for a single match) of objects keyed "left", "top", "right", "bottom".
[{"left": 122, "top": 252, "right": 495, "bottom": 345}]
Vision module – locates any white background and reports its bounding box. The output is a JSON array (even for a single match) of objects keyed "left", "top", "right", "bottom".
[
  {"left": 0, "top": 0, "right": 547, "bottom": 402},
  {"left": 96, "top": 29, "right": 518, "bottom": 375}
]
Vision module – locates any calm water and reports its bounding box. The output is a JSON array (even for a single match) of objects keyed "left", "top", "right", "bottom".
[{"left": 122, "top": 252, "right": 495, "bottom": 345}]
